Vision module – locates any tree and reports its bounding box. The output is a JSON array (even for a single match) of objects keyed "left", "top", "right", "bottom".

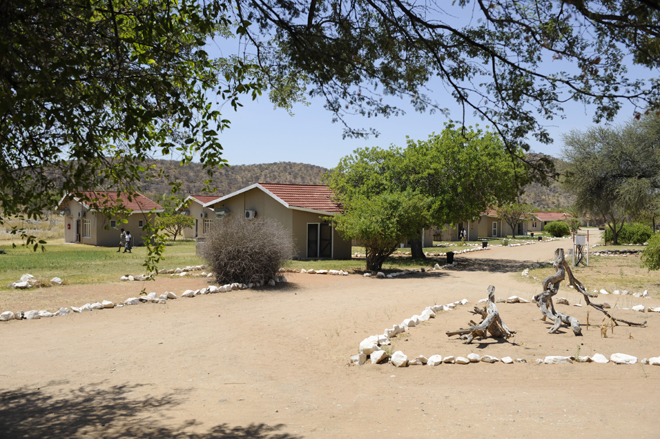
[
  {"left": 332, "top": 191, "right": 431, "bottom": 271},
  {"left": 157, "top": 215, "right": 195, "bottom": 241},
  {"left": 495, "top": 202, "right": 533, "bottom": 239},
  {"left": 328, "top": 124, "right": 527, "bottom": 269},
  {"left": 562, "top": 115, "right": 660, "bottom": 244},
  {"left": 641, "top": 234, "right": 660, "bottom": 271},
  {"left": 1, "top": 0, "right": 266, "bottom": 270},
  {"left": 233, "top": 0, "right": 660, "bottom": 159}
]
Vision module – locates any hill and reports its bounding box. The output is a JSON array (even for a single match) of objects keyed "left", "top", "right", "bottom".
[
  {"left": 519, "top": 154, "right": 575, "bottom": 211},
  {"left": 140, "top": 160, "right": 329, "bottom": 198}
]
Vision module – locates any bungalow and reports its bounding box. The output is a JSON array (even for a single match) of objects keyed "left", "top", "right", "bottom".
[
  {"left": 204, "top": 183, "right": 352, "bottom": 259},
  {"left": 176, "top": 195, "right": 223, "bottom": 239},
  {"left": 57, "top": 191, "right": 163, "bottom": 246},
  {"left": 436, "top": 208, "right": 529, "bottom": 241},
  {"left": 527, "top": 212, "right": 571, "bottom": 232}
]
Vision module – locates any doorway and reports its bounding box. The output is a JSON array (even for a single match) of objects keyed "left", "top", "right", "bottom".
[
  {"left": 307, "top": 223, "right": 333, "bottom": 258},
  {"left": 491, "top": 221, "right": 497, "bottom": 237},
  {"left": 76, "top": 219, "right": 81, "bottom": 242}
]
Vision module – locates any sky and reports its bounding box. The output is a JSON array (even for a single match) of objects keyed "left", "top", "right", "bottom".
[{"left": 198, "top": 8, "right": 657, "bottom": 171}]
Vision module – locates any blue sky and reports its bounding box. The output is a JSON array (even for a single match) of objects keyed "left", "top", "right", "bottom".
[{"left": 201, "top": 10, "right": 657, "bottom": 170}]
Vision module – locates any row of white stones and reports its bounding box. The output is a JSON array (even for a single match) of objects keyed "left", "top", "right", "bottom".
[
  {"left": 0, "top": 277, "right": 288, "bottom": 322},
  {"left": 352, "top": 352, "right": 660, "bottom": 367}
]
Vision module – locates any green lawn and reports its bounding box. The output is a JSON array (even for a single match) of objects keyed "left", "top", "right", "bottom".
[{"left": 0, "top": 240, "right": 204, "bottom": 290}]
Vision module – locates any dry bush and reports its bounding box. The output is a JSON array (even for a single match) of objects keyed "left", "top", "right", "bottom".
[{"left": 200, "top": 217, "right": 294, "bottom": 285}]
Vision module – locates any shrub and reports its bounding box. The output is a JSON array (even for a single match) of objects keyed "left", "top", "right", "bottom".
[
  {"left": 544, "top": 221, "right": 570, "bottom": 237},
  {"left": 603, "top": 222, "right": 652, "bottom": 244},
  {"left": 200, "top": 217, "right": 294, "bottom": 285},
  {"left": 641, "top": 233, "right": 660, "bottom": 271}
]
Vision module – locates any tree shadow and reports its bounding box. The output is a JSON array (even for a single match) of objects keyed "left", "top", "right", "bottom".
[
  {"left": 0, "top": 382, "right": 302, "bottom": 439},
  {"left": 449, "top": 258, "right": 533, "bottom": 273}
]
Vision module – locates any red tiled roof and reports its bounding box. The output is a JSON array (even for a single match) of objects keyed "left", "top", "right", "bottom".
[
  {"left": 534, "top": 212, "right": 570, "bottom": 221},
  {"left": 259, "top": 183, "right": 342, "bottom": 214},
  {"left": 58, "top": 191, "right": 163, "bottom": 212}
]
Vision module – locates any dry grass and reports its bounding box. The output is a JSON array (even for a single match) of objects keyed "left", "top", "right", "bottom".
[
  {"left": 522, "top": 254, "right": 660, "bottom": 298},
  {"left": 1, "top": 215, "right": 65, "bottom": 242}
]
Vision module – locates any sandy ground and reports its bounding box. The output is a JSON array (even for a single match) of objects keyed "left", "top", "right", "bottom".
[{"left": 1, "top": 238, "right": 660, "bottom": 438}]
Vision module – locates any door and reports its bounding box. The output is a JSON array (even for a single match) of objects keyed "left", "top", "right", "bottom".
[
  {"left": 76, "top": 220, "right": 81, "bottom": 242},
  {"left": 307, "top": 224, "right": 318, "bottom": 258},
  {"left": 195, "top": 219, "right": 198, "bottom": 238},
  {"left": 517, "top": 223, "right": 523, "bottom": 235},
  {"left": 319, "top": 224, "right": 332, "bottom": 258},
  {"left": 491, "top": 221, "right": 497, "bottom": 237}
]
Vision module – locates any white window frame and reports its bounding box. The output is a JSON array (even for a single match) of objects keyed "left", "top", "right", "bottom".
[
  {"left": 110, "top": 220, "right": 117, "bottom": 228},
  {"left": 306, "top": 222, "right": 334, "bottom": 259},
  {"left": 532, "top": 220, "right": 537, "bottom": 228},
  {"left": 138, "top": 220, "right": 144, "bottom": 228},
  {"left": 83, "top": 219, "right": 92, "bottom": 238},
  {"left": 203, "top": 219, "right": 212, "bottom": 235}
]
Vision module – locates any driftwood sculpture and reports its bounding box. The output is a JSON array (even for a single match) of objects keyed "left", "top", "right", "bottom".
[
  {"left": 532, "top": 248, "right": 646, "bottom": 336},
  {"left": 446, "top": 285, "right": 516, "bottom": 344}
]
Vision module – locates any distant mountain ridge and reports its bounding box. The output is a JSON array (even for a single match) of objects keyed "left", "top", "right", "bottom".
[{"left": 140, "top": 156, "right": 573, "bottom": 210}]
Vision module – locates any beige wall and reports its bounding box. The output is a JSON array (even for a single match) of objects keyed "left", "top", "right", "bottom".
[
  {"left": 209, "top": 188, "right": 351, "bottom": 259},
  {"left": 60, "top": 199, "right": 157, "bottom": 247},
  {"left": 180, "top": 201, "right": 215, "bottom": 239}
]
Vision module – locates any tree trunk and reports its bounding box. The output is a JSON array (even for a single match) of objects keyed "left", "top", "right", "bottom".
[{"left": 409, "top": 237, "right": 426, "bottom": 259}]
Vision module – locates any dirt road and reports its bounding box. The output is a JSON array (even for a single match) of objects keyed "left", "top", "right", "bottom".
[{"left": 1, "top": 238, "right": 658, "bottom": 438}]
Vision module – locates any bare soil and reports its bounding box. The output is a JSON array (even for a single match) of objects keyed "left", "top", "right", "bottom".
[{"left": 1, "top": 238, "right": 659, "bottom": 438}]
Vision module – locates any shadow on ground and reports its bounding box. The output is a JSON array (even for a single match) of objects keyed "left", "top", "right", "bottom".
[
  {"left": 449, "top": 258, "right": 532, "bottom": 273},
  {"left": 0, "top": 383, "right": 302, "bottom": 439}
]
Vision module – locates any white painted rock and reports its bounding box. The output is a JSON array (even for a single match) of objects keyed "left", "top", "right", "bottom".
[
  {"left": 506, "top": 296, "right": 520, "bottom": 303},
  {"left": 0, "top": 311, "right": 15, "bottom": 321},
  {"left": 157, "top": 299, "right": 167, "bottom": 304},
  {"left": 181, "top": 290, "right": 195, "bottom": 298},
  {"left": 120, "top": 275, "right": 134, "bottom": 281},
  {"left": 431, "top": 305, "right": 443, "bottom": 312},
  {"left": 146, "top": 292, "right": 158, "bottom": 302},
  {"left": 613, "top": 290, "right": 620, "bottom": 295},
  {"left": 402, "top": 318, "right": 416, "bottom": 328},
  {"left": 652, "top": 307, "right": 660, "bottom": 313},
  {"left": 267, "top": 279, "right": 276, "bottom": 286},
  {"left": 391, "top": 351, "right": 408, "bottom": 367},
  {"left": 642, "top": 290, "right": 648, "bottom": 297},
  {"left": 611, "top": 353, "right": 637, "bottom": 364},
  {"left": 370, "top": 350, "right": 389, "bottom": 364},
  {"left": 99, "top": 300, "right": 114, "bottom": 309},
  {"left": 50, "top": 277, "right": 63, "bottom": 285},
  {"left": 591, "top": 353, "right": 609, "bottom": 364},
  {"left": 124, "top": 298, "right": 139, "bottom": 306},
  {"left": 363, "top": 273, "right": 371, "bottom": 277},
  {"left": 54, "top": 307, "right": 69, "bottom": 316},
  {"left": 443, "top": 356, "right": 455, "bottom": 364},
  {"left": 350, "top": 353, "right": 367, "bottom": 366},
  {"left": 415, "top": 355, "right": 428, "bottom": 365},
  {"left": 501, "top": 357, "right": 514, "bottom": 364},
  {"left": 207, "top": 273, "right": 214, "bottom": 278},
  {"left": 481, "top": 355, "right": 499, "bottom": 363},
  {"left": 648, "top": 357, "right": 660, "bottom": 366},
  {"left": 88, "top": 302, "right": 101, "bottom": 310},
  {"left": 12, "top": 281, "right": 31, "bottom": 289},
  {"left": 419, "top": 308, "right": 435, "bottom": 321},
  {"left": 460, "top": 299, "right": 468, "bottom": 305},
  {"left": 316, "top": 270, "right": 328, "bottom": 275},
  {"left": 427, "top": 355, "right": 443, "bottom": 366},
  {"left": 37, "top": 310, "right": 53, "bottom": 317},
  {"left": 24, "top": 310, "right": 40, "bottom": 320},
  {"left": 467, "top": 353, "right": 481, "bottom": 363},
  {"left": 456, "top": 356, "right": 470, "bottom": 365},
  {"left": 632, "top": 305, "right": 646, "bottom": 312},
  {"left": 600, "top": 289, "right": 609, "bottom": 295},
  {"left": 376, "top": 272, "right": 385, "bottom": 278},
  {"left": 307, "top": 269, "right": 316, "bottom": 274},
  {"left": 544, "top": 356, "right": 573, "bottom": 364},
  {"left": 411, "top": 315, "right": 421, "bottom": 325},
  {"left": 555, "top": 297, "right": 569, "bottom": 305},
  {"left": 20, "top": 274, "right": 36, "bottom": 283},
  {"left": 359, "top": 338, "right": 379, "bottom": 355},
  {"left": 71, "top": 306, "right": 82, "bottom": 313},
  {"left": 575, "top": 356, "right": 592, "bottom": 363},
  {"left": 477, "top": 298, "right": 488, "bottom": 304}
]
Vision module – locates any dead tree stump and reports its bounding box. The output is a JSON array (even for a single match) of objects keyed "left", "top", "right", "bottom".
[
  {"left": 446, "top": 285, "right": 516, "bottom": 344},
  {"left": 532, "top": 248, "right": 645, "bottom": 336}
]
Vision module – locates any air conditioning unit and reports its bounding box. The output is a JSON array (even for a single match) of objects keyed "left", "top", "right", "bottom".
[
  {"left": 245, "top": 210, "right": 257, "bottom": 220},
  {"left": 200, "top": 212, "right": 207, "bottom": 218},
  {"left": 180, "top": 210, "right": 190, "bottom": 216},
  {"left": 60, "top": 208, "right": 71, "bottom": 217},
  {"left": 215, "top": 208, "right": 230, "bottom": 219}
]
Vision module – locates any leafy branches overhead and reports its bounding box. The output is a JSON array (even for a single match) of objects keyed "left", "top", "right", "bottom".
[
  {"left": 231, "top": 0, "right": 660, "bottom": 152},
  {"left": 495, "top": 202, "right": 533, "bottom": 239},
  {"left": 1, "top": 0, "right": 263, "bottom": 269}
]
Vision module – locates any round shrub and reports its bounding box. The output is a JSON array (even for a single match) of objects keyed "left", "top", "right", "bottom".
[
  {"left": 641, "top": 233, "right": 660, "bottom": 271},
  {"left": 200, "top": 217, "right": 294, "bottom": 285},
  {"left": 544, "top": 221, "right": 570, "bottom": 237},
  {"left": 603, "top": 223, "right": 652, "bottom": 244}
]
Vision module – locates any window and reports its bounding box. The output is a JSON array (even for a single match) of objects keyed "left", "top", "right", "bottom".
[
  {"left": 83, "top": 219, "right": 91, "bottom": 238},
  {"left": 110, "top": 220, "right": 117, "bottom": 228},
  {"left": 138, "top": 220, "right": 144, "bottom": 228},
  {"left": 532, "top": 221, "right": 537, "bottom": 228},
  {"left": 203, "top": 219, "right": 212, "bottom": 234}
]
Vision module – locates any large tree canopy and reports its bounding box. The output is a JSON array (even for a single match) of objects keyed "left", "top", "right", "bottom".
[
  {"left": 562, "top": 115, "right": 660, "bottom": 244},
  {"left": 329, "top": 124, "right": 528, "bottom": 269},
  {"left": 232, "top": 0, "right": 660, "bottom": 154}
]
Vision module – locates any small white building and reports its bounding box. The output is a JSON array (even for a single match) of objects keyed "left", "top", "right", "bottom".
[{"left": 176, "top": 195, "right": 223, "bottom": 239}]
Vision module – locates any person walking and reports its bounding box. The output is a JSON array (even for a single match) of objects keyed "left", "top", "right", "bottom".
[
  {"left": 118, "top": 228, "right": 126, "bottom": 252},
  {"left": 124, "top": 231, "right": 132, "bottom": 253}
]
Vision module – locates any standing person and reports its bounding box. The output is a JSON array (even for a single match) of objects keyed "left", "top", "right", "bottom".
[
  {"left": 118, "top": 228, "right": 126, "bottom": 252},
  {"left": 124, "top": 231, "right": 132, "bottom": 253}
]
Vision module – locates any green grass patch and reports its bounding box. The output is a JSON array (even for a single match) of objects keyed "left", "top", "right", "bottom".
[{"left": 0, "top": 241, "right": 204, "bottom": 290}]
